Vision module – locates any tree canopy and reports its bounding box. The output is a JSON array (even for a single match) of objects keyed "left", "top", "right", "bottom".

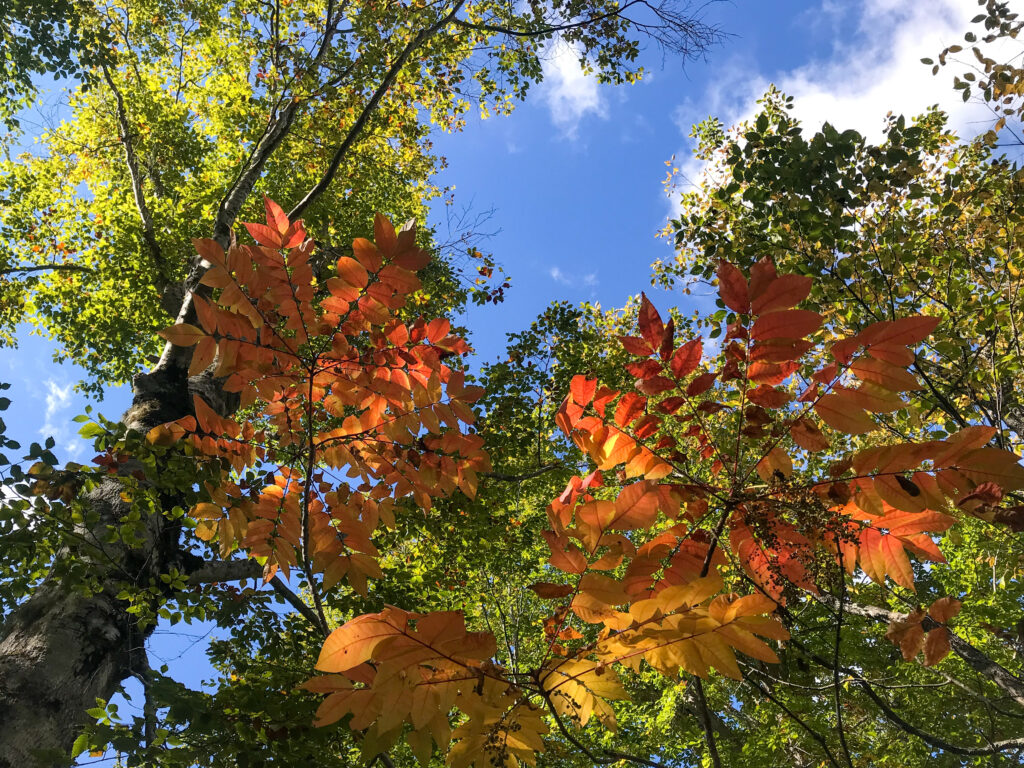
[{"left": 3, "top": 2, "right": 1024, "bottom": 768}]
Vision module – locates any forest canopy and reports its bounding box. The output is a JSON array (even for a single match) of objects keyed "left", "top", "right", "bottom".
[{"left": 2, "top": 1, "right": 1024, "bottom": 768}]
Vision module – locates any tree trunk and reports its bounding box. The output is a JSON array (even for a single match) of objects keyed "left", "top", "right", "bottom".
[{"left": 0, "top": 361, "right": 211, "bottom": 765}]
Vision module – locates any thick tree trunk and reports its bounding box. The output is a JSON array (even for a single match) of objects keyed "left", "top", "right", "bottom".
[
  {"left": 0, "top": 581, "right": 144, "bottom": 766},
  {"left": 0, "top": 363, "right": 209, "bottom": 765}
]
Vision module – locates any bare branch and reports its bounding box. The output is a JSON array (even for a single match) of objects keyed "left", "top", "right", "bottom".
[
  {"left": 186, "top": 558, "right": 262, "bottom": 585},
  {"left": 0, "top": 264, "right": 94, "bottom": 276}
]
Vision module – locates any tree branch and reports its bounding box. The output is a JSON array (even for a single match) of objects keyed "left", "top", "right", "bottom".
[
  {"left": 0, "top": 264, "right": 94, "bottom": 276},
  {"left": 100, "top": 62, "right": 168, "bottom": 288},
  {"left": 813, "top": 594, "right": 1024, "bottom": 708},
  {"left": 483, "top": 462, "right": 561, "bottom": 482},
  {"left": 270, "top": 575, "right": 328, "bottom": 635},
  {"left": 537, "top": 684, "right": 664, "bottom": 768},
  {"left": 853, "top": 670, "right": 1024, "bottom": 756},
  {"left": 186, "top": 558, "right": 261, "bottom": 585},
  {"left": 288, "top": 0, "right": 468, "bottom": 221}
]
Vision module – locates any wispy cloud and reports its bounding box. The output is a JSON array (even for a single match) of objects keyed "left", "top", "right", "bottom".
[
  {"left": 550, "top": 266, "right": 598, "bottom": 288},
  {"left": 541, "top": 41, "right": 607, "bottom": 138},
  {"left": 39, "top": 379, "right": 81, "bottom": 460}
]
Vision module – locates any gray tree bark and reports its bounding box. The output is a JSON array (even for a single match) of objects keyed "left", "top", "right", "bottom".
[{"left": 0, "top": 363, "right": 201, "bottom": 766}]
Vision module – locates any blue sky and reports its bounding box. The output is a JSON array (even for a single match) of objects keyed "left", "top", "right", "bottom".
[{"left": 0, "top": 0, "right": 1003, "bottom": 746}]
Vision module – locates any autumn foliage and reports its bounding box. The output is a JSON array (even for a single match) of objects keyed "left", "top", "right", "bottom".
[
  {"left": 152, "top": 197, "right": 490, "bottom": 592},
  {"left": 155, "top": 203, "right": 1024, "bottom": 768}
]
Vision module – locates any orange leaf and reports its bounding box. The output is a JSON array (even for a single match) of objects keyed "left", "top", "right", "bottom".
[
  {"left": 790, "top": 418, "right": 830, "bottom": 451},
  {"left": 264, "top": 196, "right": 290, "bottom": 235},
  {"left": 244, "top": 221, "right": 284, "bottom": 248},
  {"left": 638, "top": 293, "right": 665, "bottom": 349},
  {"left": 859, "top": 315, "right": 940, "bottom": 347},
  {"left": 188, "top": 336, "right": 217, "bottom": 376},
  {"left": 816, "top": 394, "right": 877, "bottom": 435},
  {"left": 923, "top": 627, "right": 951, "bottom": 666},
  {"left": 529, "top": 582, "right": 574, "bottom": 599},
  {"left": 610, "top": 483, "right": 660, "bottom": 530},
  {"left": 751, "top": 273, "right": 812, "bottom": 314},
  {"left": 928, "top": 597, "right": 962, "bottom": 623},
  {"left": 885, "top": 610, "right": 926, "bottom": 661},
  {"left": 850, "top": 357, "right": 922, "bottom": 392},
  {"left": 570, "top": 375, "right": 597, "bottom": 406},
  {"left": 158, "top": 323, "right": 206, "bottom": 347},
  {"left": 717, "top": 261, "right": 750, "bottom": 313},
  {"left": 670, "top": 339, "right": 702, "bottom": 379},
  {"left": 336, "top": 256, "right": 369, "bottom": 289}
]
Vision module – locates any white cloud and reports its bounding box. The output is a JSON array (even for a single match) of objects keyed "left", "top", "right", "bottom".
[
  {"left": 549, "top": 266, "right": 598, "bottom": 288},
  {"left": 673, "top": 0, "right": 1012, "bottom": 190},
  {"left": 39, "top": 379, "right": 82, "bottom": 460},
  {"left": 41, "top": 380, "right": 72, "bottom": 435},
  {"left": 541, "top": 41, "right": 607, "bottom": 138}
]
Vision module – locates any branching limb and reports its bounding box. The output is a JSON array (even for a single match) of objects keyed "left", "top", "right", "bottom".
[
  {"left": 185, "top": 558, "right": 261, "bottom": 585},
  {"left": 270, "top": 575, "right": 328, "bottom": 636},
  {"left": 100, "top": 62, "right": 168, "bottom": 289},
  {"left": 483, "top": 462, "right": 561, "bottom": 482},
  {"left": 692, "top": 678, "right": 722, "bottom": 768},
  {"left": 742, "top": 667, "right": 841, "bottom": 768},
  {"left": 537, "top": 685, "right": 663, "bottom": 768},
  {"left": 288, "top": 0, "right": 469, "bottom": 221},
  {"left": 813, "top": 594, "right": 1024, "bottom": 708},
  {"left": 183, "top": 558, "right": 325, "bottom": 634}
]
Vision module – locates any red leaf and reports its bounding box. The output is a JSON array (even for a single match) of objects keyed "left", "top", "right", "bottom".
[
  {"left": 859, "top": 316, "right": 940, "bottom": 347},
  {"left": 619, "top": 336, "right": 654, "bottom": 356},
  {"left": 264, "top": 196, "right": 290, "bottom": 235},
  {"left": 686, "top": 372, "right": 717, "bottom": 396},
  {"left": 244, "top": 221, "right": 284, "bottom": 249},
  {"left": 570, "top": 375, "right": 597, "bottom": 406},
  {"left": 751, "top": 273, "right": 812, "bottom": 314},
  {"left": 747, "top": 384, "right": 791, "bottom": 408},
  {"left": 670, "top": 339, "right": 703, "bottom": 379},
  {"left": 593, "top": 386, "right": 619, "bottom": 416},
  {"left": 748, "top": 360, "right": 799, "bottom": 385},
  {"left": 660, "top": 318, "right": 675, "bottom": 362},
  {"left": 636, "top": 376, "right": 676, "bottom": 396},
  {"left": 614, "top": 392, "right": 647, "bottom": 427},
  {"left": 717, "top": 261, "right": 750, "bottom": 313},
  {"left": 638, "top": 293, "right": 665, "bottom": 350},
  {"left": 749, "top": 258, "right": 778, "bottom": 300},
  {"left": 750, "top": 309, "right": 822, "bottom": 341}
]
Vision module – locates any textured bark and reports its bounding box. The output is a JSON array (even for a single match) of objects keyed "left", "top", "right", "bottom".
[
  {"left": 0, "top": 361, "right": 208, "bottom": 765},
  {"left": 0, "top": 583, "right": 142, "bottom": 767}
]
